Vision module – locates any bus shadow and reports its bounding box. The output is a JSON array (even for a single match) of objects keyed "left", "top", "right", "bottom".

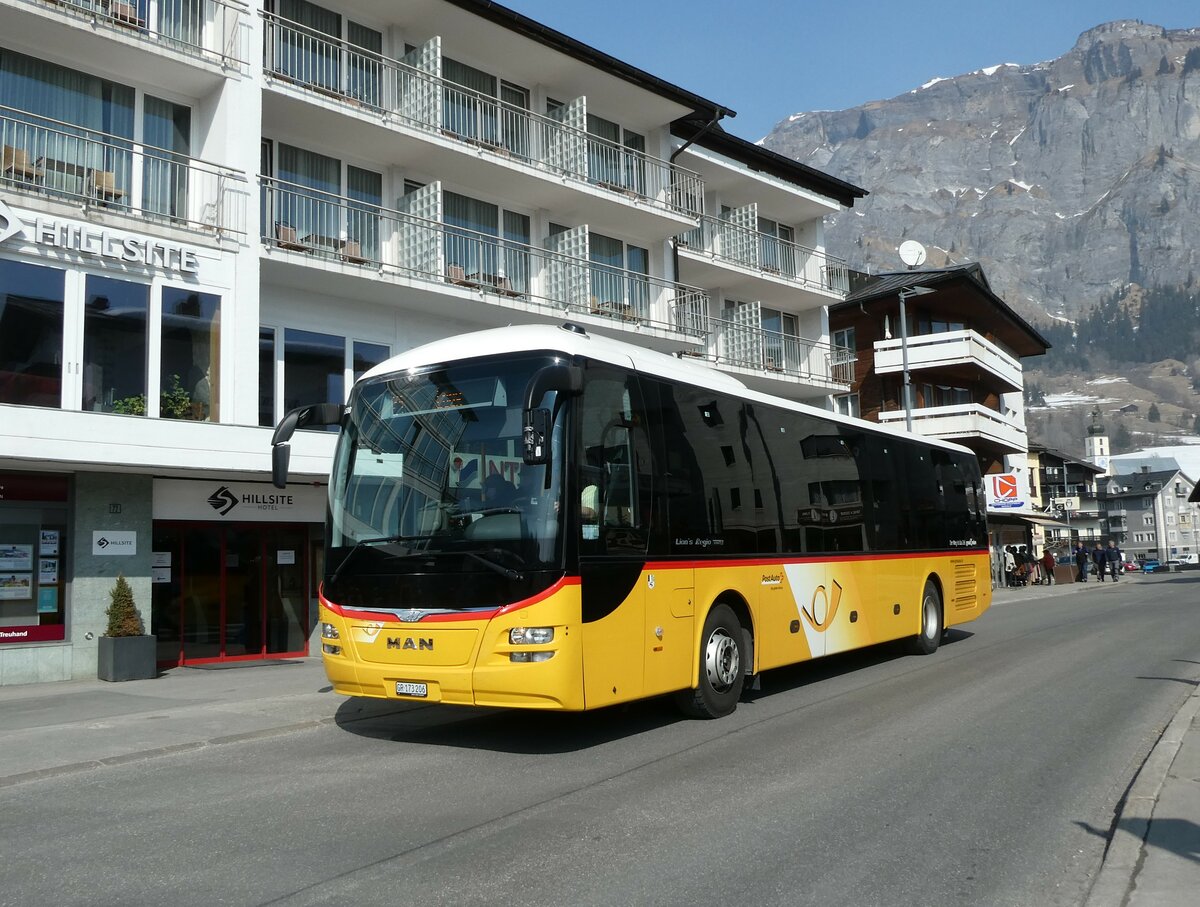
[
  {"left": 332, "top": 630, "right": 974, "bottom": 752},
  {"left": 742, "top": 628, "right": 974, "bottom": 703},
  {"left": 333, "top": 694, "right": 685, "bottom": 752}
]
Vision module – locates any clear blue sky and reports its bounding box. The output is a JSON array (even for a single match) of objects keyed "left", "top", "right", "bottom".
[{"left": 503, "top": 1, "right": 1198, "bottom": 142}]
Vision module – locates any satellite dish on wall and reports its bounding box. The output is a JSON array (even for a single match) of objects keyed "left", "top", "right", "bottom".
[{"left": 898, "top": 240, "right": 927, "bottom": 268}]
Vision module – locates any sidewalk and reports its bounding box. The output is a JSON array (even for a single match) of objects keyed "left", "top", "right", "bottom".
[{"left": 0, "top": 579, "right": 1196, "bottom": 905}]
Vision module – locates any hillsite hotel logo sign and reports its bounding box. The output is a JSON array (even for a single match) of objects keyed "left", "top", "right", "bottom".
[
  {"left": 0, "top": 195, "right": 200, "bottom": 273},
  {"left": 208, "top": 486, "right": 294, "bottom": 517},
  {"left": 155, "top": 479, "right": 325, "bottom": 523}
]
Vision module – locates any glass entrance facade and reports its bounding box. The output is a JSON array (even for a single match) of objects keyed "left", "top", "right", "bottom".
[{"left": 151, "top": 522, "right": 309, "bottom": 665}]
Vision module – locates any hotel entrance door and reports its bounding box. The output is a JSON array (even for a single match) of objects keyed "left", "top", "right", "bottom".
[{"left": 151, "top": 523, "right": 309, "bottom": 665}]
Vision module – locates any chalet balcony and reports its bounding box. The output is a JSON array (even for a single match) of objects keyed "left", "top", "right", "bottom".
[
  {"left": 6, "top": 0, "right": 248, "bottom": 74},
  {"left": 260, "top": 13, "right": 704, "bottom": 234},
  {"left": 684, "top": 315, "right": 853, "bottom": 396},
  {"left": 260, "top": 177, "right": 709, "bottom": 349},
  {"left": 873, "top": 329, "right": 1022, "bottom": 393},
  {"left": 877, "top": 402, "right": 1027, "bottom": 454},
  {"left": 676, "top": 213, "right": 849, "bottom": 310},
  {"left": 2, "top": 105, "right": 248, "bottom": 236}
]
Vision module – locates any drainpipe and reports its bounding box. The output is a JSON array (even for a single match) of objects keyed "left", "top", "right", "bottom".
[{"left": 669, "top": 114, "right": 724, "bottom": 344}]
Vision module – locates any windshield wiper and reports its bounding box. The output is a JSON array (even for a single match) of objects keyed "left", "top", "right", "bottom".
[
  {"left": 330, "top": 534, "right": 438, "bottom": 584},
  {"left": 464, "top": 550, "right": 524, "bottom": 581}
]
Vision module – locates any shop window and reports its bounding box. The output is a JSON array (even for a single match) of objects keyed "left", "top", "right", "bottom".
[
  {"left": 0, "top": 260, "right": 65, "bottom": 409},
  {"left": 0, "top": 473, "right": 68, "bottom": 646},
  {"left": 83, "top": 276, "right": 149, "bottom": 415},
  {"left": 161, "top": 287, "right": 220, "bottom": 421}
]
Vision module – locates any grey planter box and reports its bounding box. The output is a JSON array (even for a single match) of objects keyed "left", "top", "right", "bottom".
[{"left": 98, "top": 635, "right": 157, "bottom": 682}]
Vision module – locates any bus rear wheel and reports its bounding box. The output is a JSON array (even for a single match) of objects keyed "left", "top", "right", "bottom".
[
  {"left": 676, "top": 603, "right": 746, "bottom": 719},
  {"left": 904, "top": 579, "right": 942, "bottom": 656}
]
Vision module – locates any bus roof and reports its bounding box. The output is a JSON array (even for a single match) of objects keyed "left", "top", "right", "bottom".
[{"left": 360, "top": 323, "right": 978, "bottom": 457}]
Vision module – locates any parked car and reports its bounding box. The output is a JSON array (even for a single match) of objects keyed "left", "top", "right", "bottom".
[
  {"left": 1122, "top": 561, "right": 1139, "bottom": 574},
  {"left": 1142, "top": 559, "right": 1160, "bottom": 573}
]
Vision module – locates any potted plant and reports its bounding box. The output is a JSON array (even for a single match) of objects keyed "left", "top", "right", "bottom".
[{"left": 97, "top": 574, "right": 156, "bottom": 682}]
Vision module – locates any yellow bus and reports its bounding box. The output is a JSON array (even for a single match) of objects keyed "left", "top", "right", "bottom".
[{"left": 272, "top": 323, "right": 991, "bottom": 718}]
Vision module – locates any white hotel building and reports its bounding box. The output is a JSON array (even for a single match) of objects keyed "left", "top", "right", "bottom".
[{"left": 0, "top": 0, "right": 865, "bottom": 683}]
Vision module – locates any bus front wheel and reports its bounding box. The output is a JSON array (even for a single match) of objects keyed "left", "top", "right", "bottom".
[
  {"left": 904, "top": 579, "right": 942, "bottom": 656},
  {"left": 676, "top": 603, "right": 746, "bottom": 719}
]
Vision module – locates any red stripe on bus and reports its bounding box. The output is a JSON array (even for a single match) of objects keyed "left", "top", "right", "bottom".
[
  {"left": 642, "top": 549, "right": 989, "bottom": 571},
  {"left": 320, "top": 575, "right": 581, "bottom": 624}
]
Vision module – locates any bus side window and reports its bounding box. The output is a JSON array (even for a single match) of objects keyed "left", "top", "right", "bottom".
[{"left": 578, "top": 368, "right": 652, "bottom": 554}]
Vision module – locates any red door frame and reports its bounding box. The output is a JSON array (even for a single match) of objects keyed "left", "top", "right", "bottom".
[{"left": 154, "top": 520, "right": 309, "bottom": 666}]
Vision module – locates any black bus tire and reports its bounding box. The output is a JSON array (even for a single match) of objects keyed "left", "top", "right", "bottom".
[
  {"left": 675, "top": 603, "right": 746, "bottom": 719},
  {"left": 904, "top": 579, "right": 942, "bottom": 656}
]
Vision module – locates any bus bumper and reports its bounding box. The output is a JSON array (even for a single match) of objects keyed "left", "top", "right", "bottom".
[{"left": 318, "top": 589, "right": 585, "bottom": 711}]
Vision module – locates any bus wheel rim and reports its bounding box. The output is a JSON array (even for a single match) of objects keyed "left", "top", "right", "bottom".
[
  {"left": 705, "top": 629, "right": 739, "bottom": 691},
  {"left": 923, "top": 594, "right": 939, "bottom": 639}
]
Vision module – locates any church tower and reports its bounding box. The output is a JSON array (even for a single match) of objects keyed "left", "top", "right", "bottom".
[{"left": 1084, "top": 407, "right": 1111, "bottom": 476}]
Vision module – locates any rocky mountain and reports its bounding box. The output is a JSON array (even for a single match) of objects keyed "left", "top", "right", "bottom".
[{"left": 763, "top": 20, "right": 1200, "bottom": 325}]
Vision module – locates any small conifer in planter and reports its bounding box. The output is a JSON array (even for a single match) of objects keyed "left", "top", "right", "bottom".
[{"left": 98, "top": 574, "right": 156, "bottom": 682}]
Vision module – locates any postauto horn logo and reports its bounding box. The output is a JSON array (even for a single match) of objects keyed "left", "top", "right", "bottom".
[{"left": 208, "top": 486, "right": 239, "bottom": 516}]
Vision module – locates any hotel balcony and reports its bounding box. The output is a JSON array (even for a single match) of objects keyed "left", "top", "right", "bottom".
[
  {"left": 681, "top": 316, "right": 853, "bottom": 398},
  {"left": 260, "top": 177, "right": 709, "bottom": 352},
  {"left": 877, "top": 402, "right": 1027, "bottom": 455},
  {"left": 676, "top": 213, "right": 849, "bottom": 311},
  {"left": 260, "top": 13, "right": 703, "bottom": 239},
  {"left": 873, "top": 329, "right": 1022, "bottom": 394},
  {"left": 3, "top": 0, "right": 248, "bottom": 90},
  {"left": 2, "top": 105, "right": 248, "bottom": 237}
]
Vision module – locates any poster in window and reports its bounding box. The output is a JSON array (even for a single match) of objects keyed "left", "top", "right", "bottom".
[
  {"left": 39, "top": 559, "right": 58, "bottom": 584},
  {"left": 37, "top": 587, "right": 58, "bottom": 613},
  {"left": 0, "top": 574, "right": 33, "bottom": 600},
  {"left": 40, "top": 530, "right": 60, "bottom": 556},
  {"left": 0, "top": 544, "right": 34, "bottom": 571}
]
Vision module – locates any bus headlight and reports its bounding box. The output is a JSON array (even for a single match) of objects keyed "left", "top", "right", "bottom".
[
  {"left": 510, "top": 651, "right": 555, "bottom": 663},
  {"left": 509, "top": 627, "right": 554, "bottom": 645},
  {"left": 321, "top": 622, "right": 340, "bottom": 639},
  {"left": 322, "top": 643, "right": 342, "bottom": 655}
]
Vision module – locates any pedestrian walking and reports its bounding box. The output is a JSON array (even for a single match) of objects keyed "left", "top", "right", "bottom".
[
  {"left": 1093, "top": 542, "right": 1108, "bottom": 582},
  {"left": 1074, "top": 541, "right": 1089, "bottom": 583},
  {"left": 1040, "top": 548, "right": 1056, "bottom": 585},
  {"left": 1105, "top": 540, "right": 1123, "bottom": 582}
]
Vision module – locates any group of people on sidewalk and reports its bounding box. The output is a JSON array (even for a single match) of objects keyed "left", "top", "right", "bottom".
[
  {"left": 1003, "top": 545, "right": 1055, "bottom": 586},
  {"left": 1073, "top": 539, "right": 1124, "bottom": 583},
  {"left": 1002, "top": 540, "right": 1125, "bottom": 587}
]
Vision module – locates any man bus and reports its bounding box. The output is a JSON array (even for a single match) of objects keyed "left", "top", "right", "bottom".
[{"left": 272, "top": 322, "right": 991, "bottom": 718}]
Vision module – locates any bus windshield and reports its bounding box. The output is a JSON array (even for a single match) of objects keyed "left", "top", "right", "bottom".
[{"left": 324, "top": 355, "right": 565, "bottom": 611}]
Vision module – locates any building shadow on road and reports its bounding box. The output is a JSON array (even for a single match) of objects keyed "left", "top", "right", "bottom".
[{"left": 1075, "top": 818, "right": 1200, "bottom": 866}]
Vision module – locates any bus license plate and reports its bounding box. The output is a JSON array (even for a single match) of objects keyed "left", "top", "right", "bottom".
[{"left": 396, "top": 681, "right": 428, "bottom": 698}]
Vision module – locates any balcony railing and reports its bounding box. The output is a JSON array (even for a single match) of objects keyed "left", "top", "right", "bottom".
[
  {"left": 874, "top": 329, "right": 1022, "bottom": 390},
  {"left": 2, "top": 105, "right": 247, "bottom": 235},
  {"left": 877, "top": 403, "right": 1027, "bottom": 452},
  {"left": 677, "top": 213, "right": 849, "bottom": 295},
  {"left": 20, "top": 0, "right": 248, "bottom": 67},
  {"left": 260, "top": 177, "right": 708, "bottom": 338},
  {"left": 260, "top": 13, "right": 703, "bottom": 218},
  {"left": 691, "top": 315, "right": 853, "bottom": 386}
]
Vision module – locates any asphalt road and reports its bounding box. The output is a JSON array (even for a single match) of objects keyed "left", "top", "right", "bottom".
[{"left": 4, "top": 574, "right": 1199, "bottom": 907}]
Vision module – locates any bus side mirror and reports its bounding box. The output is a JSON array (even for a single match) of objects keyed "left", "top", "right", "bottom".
[
  {"left": 270, "top": 402, "right": 345, "bottom": 489},
  {"left": 272, "top": 444, "right": 292, "bottom": 489}
]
